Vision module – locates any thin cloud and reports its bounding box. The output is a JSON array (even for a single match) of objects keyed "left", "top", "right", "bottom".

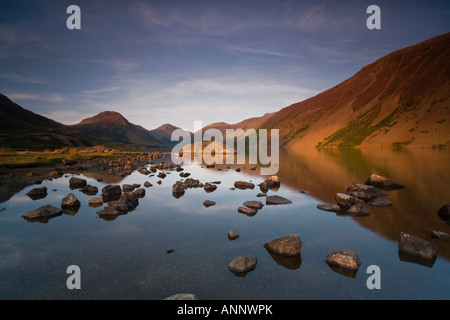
[
  {"left": 6, "top": 92, "right": 64, "bottom": 103},
  {"left": 0, "top": 73, "right": 48, "bottom": 84}
]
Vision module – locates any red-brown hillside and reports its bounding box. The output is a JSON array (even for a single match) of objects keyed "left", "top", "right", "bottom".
[{"left": 261, "top": 32, "right": 450, "bottom": 148}]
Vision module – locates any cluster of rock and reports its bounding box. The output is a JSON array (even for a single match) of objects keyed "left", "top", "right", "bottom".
[
  {"left": 315, "top": 174, "right": 446, "bottom": 268},
  {"left": 317, "top": 174, "right": 401, "bottom": 216},
  {"left": 95, "top": 184, "right": 146, "bottom": 220},
  {"left": 22, "top": 172, "right": 151, "bottom": 222}
]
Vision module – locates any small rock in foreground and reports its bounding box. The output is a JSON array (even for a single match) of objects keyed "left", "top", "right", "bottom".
[
  {"left": 325, "top": 249, "right": 361, "bottom": 278},
  {"left": 228, "top": 255, "right": 257, "bottom": 276},
  {"left": 228, "top": 230, "right": 239, "bottom": 240},
  {"left": 164, "top": 293, "right": 198, "bottom": 300},
  {"left": 266, "top": 195, "right": 292, "bottom": 205},
  {"left": 203, "top": 200, "right": 216, "bottom": 207}
]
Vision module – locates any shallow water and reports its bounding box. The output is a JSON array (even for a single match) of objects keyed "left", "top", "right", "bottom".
[{"left": 0, "top": 148, "right": 449, "bottom": 300}]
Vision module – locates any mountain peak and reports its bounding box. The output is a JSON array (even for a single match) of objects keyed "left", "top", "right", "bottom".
[
  {"left": 77, "top": 111, "right": 129, "bottom": 127},
  {"left": 155, "top": 123, "right": 180, "bottom": 133}
]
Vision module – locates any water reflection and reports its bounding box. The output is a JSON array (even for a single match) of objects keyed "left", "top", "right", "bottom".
[{"left": 276, "top": 147, "right": 450, "bottom": 261}]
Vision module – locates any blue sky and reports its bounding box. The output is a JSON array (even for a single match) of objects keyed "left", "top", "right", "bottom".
[{"left": 1, "top": 0, "right": 449, "bottom": 131}]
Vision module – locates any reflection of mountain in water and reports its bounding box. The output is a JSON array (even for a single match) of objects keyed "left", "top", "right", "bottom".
[{"left": 275, "top": 148, "right": 450, "bottom": 261}]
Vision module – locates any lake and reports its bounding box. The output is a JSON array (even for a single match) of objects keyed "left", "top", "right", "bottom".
[{"left": 0, "top": 147, "right": 449, "bottom": 300}]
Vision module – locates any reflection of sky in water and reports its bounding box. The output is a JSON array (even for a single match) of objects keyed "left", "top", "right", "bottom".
[{"left": 1, "top": 154, "right": 450, "bottom": 299}]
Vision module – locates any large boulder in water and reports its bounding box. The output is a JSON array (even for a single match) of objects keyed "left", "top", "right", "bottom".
[
  {"left": 335, "top": 193, "right": 370, "bottom": 216},
  {"left": 266, "top": 195, "right": 292, "bottom": 205},
  {"left": 22, "top": 205, "right": 62, "bottom": 222},
  {"left": 264, "top": 234, "right": 302, "bottom": 256},
  {"left": 345, "top": 184, "right": 387, "bottom": 201},
  {"left": 69, "top": 177, "right": 87, "bottom": 189},
  {"left": 26, "top": 186, "right": 47, "bottom": 200},
  {"left": 398, "top": 232, "right": 438, "bottom": 264}
]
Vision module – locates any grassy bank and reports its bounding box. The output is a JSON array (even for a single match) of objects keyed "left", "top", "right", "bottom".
[{"left": 0, "top": 146, "right": 141, "bottom": 169}]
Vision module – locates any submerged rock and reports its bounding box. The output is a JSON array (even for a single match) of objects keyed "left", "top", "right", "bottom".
[
  {"left": 266, "top": 195, "right": 292, "bottom": 205},
  {"left": 365, "top": 173, "right": 405, "bottom": 190},
  {"left": 228, "top": 255, "right": 257, "bottom": 276},
  {"left": 264, "top": 234, "right": 302, "bottom": 256},
  {"left": 368, "top": 198, "right": 392, "bottom": 207},
  {"left": 22, "top": 205, "right": 62, "bottom": 222},
  {"left": 243, "top": 200, "right": 264, "bottom": 209}
]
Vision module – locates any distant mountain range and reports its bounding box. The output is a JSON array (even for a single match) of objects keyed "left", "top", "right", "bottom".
[
  {"left": 1, "top": 32, "right": 449, "bottom": 151},
  {"left": 0, "top": 96, "right": 185, "bottom": 150}
]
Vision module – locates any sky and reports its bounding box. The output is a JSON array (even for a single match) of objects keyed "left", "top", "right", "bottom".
[{"left": 1, "top": 0, "right": 449, "bottom": 132}]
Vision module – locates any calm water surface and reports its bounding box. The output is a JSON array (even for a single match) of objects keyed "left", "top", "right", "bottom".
[{"left": 0, "top": 148, "right": 449, "bottom": 300}]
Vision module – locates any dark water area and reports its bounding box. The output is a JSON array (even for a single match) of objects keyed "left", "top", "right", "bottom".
[{"left": 0, "top": 148, "right": 449, "bottom": 300}]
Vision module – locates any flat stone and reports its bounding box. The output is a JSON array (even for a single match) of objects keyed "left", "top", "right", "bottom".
[
  {"left": 266, "top": 195, "right": 292, "bottom": 205},
  {"left": 88, "top": 198, "right": 103, "bottom": 207},
  {"left": 203, "top": 200, "right": 216, "bottom": 207},
  {"left": 398, "top": 232, "right": 438, "bottom": 261},
  {"left": 22, "top": 205, "right": 62, "bottom": 221},
  {"left": 164, "top": 293, "right": 198, "bottom": 300},
  {"left": 368, "top": 198, "right": 392, "bottom": 207},
  {"left": 317, "top": 203, "right": 341, "bottom": 212},
  {"left": 243, "top": 200, "right": 264, "bottom": 209},
  {"left": 431, "top": 230, "right": 450, "bottom": 239},
  {"left": 238, "top": 206, "right": 258, "bottom": 216},
  {"left": 234, "top": 181, "right": 255, "bottom": 190}
]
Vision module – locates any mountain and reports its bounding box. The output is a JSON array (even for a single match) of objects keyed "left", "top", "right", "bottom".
[
  {"left": 200, "top": 112, "right": 275, "bottom": 140},
  {"left": 0, "top": 94, "right": 100, "bottom": 150},
  {"left": 72, "top": 111, "right": 163, "bottom": 148},
  {"left": 149, "top": 123, "right": 191, "bottom": 145},
  {"left": 258, "top": 32, "right": 450, "bottom": 148},
  {"left": 201, "top": 33, "right": 449, "bottom": 149}
]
